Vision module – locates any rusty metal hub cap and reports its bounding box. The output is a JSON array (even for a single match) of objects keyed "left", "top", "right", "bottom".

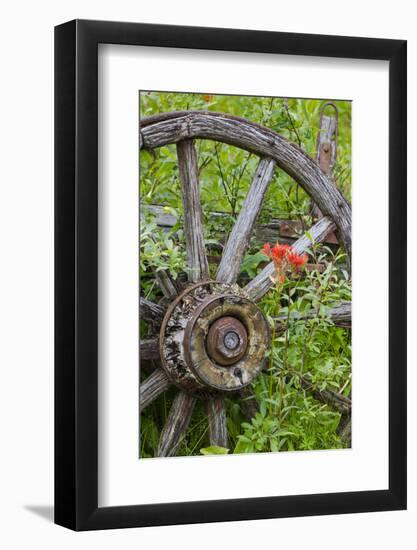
[{"left": 159, "top": 282, "right": 270, "bottom": 393}]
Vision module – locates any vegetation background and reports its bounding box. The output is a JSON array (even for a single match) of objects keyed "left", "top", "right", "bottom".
[{"left": 139, "top": 91, "right": 352, "bottom": 458}]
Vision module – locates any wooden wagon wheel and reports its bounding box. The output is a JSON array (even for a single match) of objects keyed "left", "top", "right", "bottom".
[{"left": 139, "top": 110, "right": 352, "bottom": 457}]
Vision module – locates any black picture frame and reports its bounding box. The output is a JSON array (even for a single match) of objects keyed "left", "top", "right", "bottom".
[{"left": 55, "top": 19, "right": 407, "bottom": 531}]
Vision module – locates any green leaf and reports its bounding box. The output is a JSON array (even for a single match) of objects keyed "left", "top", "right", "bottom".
[
  {"left": 275, "top": 430, "right": 296, "bottom": 437},
  {"left": 240, "top": 251, "right": 267, "bottom": 278},
  {"left": 200, "top": 446, "right": 229, "bottom": 456},
  {"left": 233, "top": 440, "right": 253, "bottom": 454}
]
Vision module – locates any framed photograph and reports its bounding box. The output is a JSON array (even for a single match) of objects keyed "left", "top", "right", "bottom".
[{"left": 55, "top": 19, "right": 406, "bottom": 530}]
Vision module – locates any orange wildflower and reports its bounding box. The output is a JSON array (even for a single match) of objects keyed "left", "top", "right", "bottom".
[
  {"left": 288, "top": 251, "right": 308, "bottom": 271},
  {"left": 261, "top": 241, "right": 308, "bottom": 284},
  {"left": 262, "top": 243, "right": 271, "bottom": 257},
  {"left": 271, "top": 243, "right": 291, "bottom": 261}
]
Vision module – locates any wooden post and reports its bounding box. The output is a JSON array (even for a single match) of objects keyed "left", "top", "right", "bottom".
[{"left": 312, "top": 102, "right": 339, "bottom": 221}]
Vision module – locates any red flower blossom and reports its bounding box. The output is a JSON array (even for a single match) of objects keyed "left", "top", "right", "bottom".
[
  {"left": 262, "top": 243, "right": 271, "bottom": 257},
  {"left": 271, "top": 243, "right": 291, "bottom": 261},
  {"left": 288, "top": 251, "right": 308, "bottom": 271},
  {"left": 260, "top": 241, "right": 308, "bottom": 285},
  {"left": 203, "top": 94, "right": 214, "bottom": 102}
]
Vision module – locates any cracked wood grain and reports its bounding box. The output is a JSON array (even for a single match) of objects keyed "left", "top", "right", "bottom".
[
  {"left": 155, "top": 269, "right": 181, "bottom": 299},
  {"left": 216, "top": 157, "right": 276, "bottom": 284},
  {"left": 139, "top": 338, "right": 160, "bottom": 361},
  {"left": 157, "top": 391, "right": 196, "bottom": 457},
  {"left": 275, "top": 301, "right": 351, "bottom": 330},
  {"left": 177, "top": 139, "right": 209, "bottom": 283},
  {"left": 206, "top": 396, "right": 228, "bottom": 448},
  {"left": 139, "top": 368, "right": 171, "bottom": 413},
  {"left": 139, "top": 297, "right": 165, "bottom": 324}
]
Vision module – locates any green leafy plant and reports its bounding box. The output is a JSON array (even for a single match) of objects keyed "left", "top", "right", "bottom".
[
  {"left": 139, "top": 91, "right": 352, "bottom": 458},
  {"left": 140, "top": 213, "right": 186, "bottom": 300},
  {"left": 200, "top": 446, "right": 229, "bottom": 455}
]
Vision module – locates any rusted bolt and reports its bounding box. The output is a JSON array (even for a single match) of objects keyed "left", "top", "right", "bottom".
[
  {"left": 206, "top": 316, "right": 248, "bottom": 366},
  {"left": 224, "top": 330, "right": 240, "bottom": 350}
]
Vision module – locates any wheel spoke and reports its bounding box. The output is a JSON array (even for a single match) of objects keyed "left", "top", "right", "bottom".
[
  {"left": 139, "top": 368, "right": 171, "bottom": 412},
  {"left": 155, "top": 269, "right": 181, "bottom": 299},
  {"left": 177, "top": 140, "right": 209, "bottom": 282},
  {"left": 337, "top": 416, "right": 352, "bottom": 447},
  {"left": 216, "top": 158, "right": 276, "bottom": 284},
  {"left": 139, "top": 337, "right": 160, "bottom": 361},
  {"left": 275, "top": 301, "right": 351, "bottom": 331},
  {"left": 245, "top": 216, "right": 335, "bottom": 302},
  {"left": 139, "top": 297, "right": 165, "bottom": 323},
  {"left": 206, "top": 396, "right": 228, "bottom": 448},
  {"left": 299, "top": 377, "right": 351, "bottom": 414},
  {"left": 337, "top": 390, "right": 351, "bottom": 446},
  {"left": 157, "top": 391, "right": 196, "bottom": 457}
]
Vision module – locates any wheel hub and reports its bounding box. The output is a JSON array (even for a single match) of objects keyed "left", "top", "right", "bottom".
[
  {"left": 206, "top": 316, "right": 248, "bottom": 366},
  {"left": 159, "top": 281, "right": 270, "bottom": 393}
]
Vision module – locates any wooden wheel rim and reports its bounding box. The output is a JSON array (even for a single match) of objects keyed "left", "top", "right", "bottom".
[{"left": 140, "top": 110, "right": 352, "bottom": 262}]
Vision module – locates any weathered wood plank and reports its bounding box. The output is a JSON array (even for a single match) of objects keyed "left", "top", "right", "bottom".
[
  {"left": 216, "top": 158, "right": 276, "bottom": 284},
  {"left": 139, "top": 338, "right": 160, "bottom": 361},
  {"left": 139, "top": 368, "right": 171, "bottom": 413},
  {"left": 140, "top": 203, "right": 177, "bottom": 227},
  {"left": 279, "top": 219, "right": 338, "bottom": 245},
  {"left": 139, "top": 297, "right": 165, "bottom": 324},
  {"left": 337, "top": 389, "right": 352, "bottom": 446},
  {"left": 245, "top": 216, "right": 336, "bottom": 302},
  {"left": 312, "top": 106, "right": 338, "bottom": 233},
  {"left": 275, "top": 302, "right": 351, "bottom": 330},
  {"left": 299, "top": 377, "right": 351, "bottom": 414},
  {"left": 177, "top": 139, "right": 209, "bottom": 283},
  {"left": 337, "top": 416, "right": 352, "bottom": 447},
  {"left": 316, "top": 113, "right": 338, "bottom": 175},
  {"left": 140, "top": 203, "right": 340, "bottom": 249},
  {"left": 157, "top": 391, "right": 196, "bottom": 457},
  {"left": 155, "top": 269, "right": 181, "bottom": 299},
  {"left": 206, "top": 396, "right": 228, "bottom": 448},
  {"left": 140, "top": 111, "right": 351, "bottom": 262}
]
